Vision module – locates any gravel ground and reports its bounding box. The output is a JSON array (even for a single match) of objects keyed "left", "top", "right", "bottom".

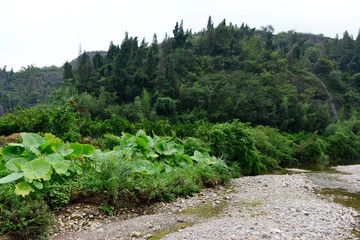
[
  {"left": 51, "top": 170, "right": 360, "bottom": 240},
  {"left": 333, "top": 165, "right": 360, "bottom": 192}
]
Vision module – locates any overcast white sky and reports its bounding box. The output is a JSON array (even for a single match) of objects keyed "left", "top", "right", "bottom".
[{"left": 1, "top": 0, "right": 359, "bottom": 72}]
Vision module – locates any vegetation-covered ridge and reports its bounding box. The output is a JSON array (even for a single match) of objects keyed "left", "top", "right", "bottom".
[{"left": 1, "top": 17, "right": 360, "bottom": 133}]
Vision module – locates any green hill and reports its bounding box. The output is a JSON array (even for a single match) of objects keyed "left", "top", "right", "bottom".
[{"left": 2, "top": 18, "right": 360, "bottom": 134}]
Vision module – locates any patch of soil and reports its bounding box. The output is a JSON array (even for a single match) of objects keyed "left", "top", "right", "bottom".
[{"left": 0, "top": 133, "right": 21, "bottom": 148}]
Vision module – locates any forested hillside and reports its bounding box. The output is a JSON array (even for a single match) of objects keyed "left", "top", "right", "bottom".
[
  {"left": 1, "top": 18, "right": 360, "bottom": 134},
  {"left": 0, "top": 65, "right": 63, "bottom": 114}
]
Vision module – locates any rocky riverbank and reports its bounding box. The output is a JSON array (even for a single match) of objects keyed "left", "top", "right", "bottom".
[
  {"left": 51, "top": 171, "right": 360, "bottom": 240},
  {"left": 333, "top": 165, "right": 360, "bottom": 192}
]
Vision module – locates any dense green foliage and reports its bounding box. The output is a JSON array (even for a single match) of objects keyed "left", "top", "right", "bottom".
[
  {"left": 0, "top": 184, "right": 53, "bottom": 239},
  {"left": 1, "top": 18, "right": 360, "bottom": 239},
  {"left": 251, "top": 125, "right": 296, "bottom": 170},
  {"left": 0, "top": 132, "right": 229, "bottom": 238}
]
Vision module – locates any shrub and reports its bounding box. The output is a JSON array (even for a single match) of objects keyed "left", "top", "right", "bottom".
[
  {"left": 42, "top": 181, "right": 73, "bottom": 210},
  {"left": 252, "top": 125, "right": 297, "bottom": 170},
  {"left": 182, "top": 137, "right": 210, "bottom": 155},
  {"left": 0, "top": 184, "right": 54, "bottom": 239},
  {"left": 49, "top": 102, "right": 82, "bottom": 142},
  {"left": 294, "top": 132, "right": 329, "bottom": 167},
  {"left": 209, "top": 121, "right": 265, "bottom": 175},
  {"left": 102, "top": 116, "right": 135, "bottom": 136},
  {"left": 0, "top": 107, "right": 52, "bottom": 136},
  {"left": 120, "top": 162, "right": 229, "bottom": 204},
  {"left": 101, "top": 134, "right": 121, "bottom": 150},
  {"left": 80, "top": 149, "right": 132, "bottom": 201}
]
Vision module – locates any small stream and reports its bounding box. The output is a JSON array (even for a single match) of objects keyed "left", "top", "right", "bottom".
[
  {"left": 305, "top": 168, "right": 360, "bottom": 211},
  {"left": 289, "top": 165, "right": 360, "bottom": 237}
]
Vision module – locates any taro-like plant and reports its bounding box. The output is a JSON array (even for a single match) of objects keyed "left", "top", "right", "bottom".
[
  {"left": 117, "top": 131, "right": 194, "bottom": 174},
  {"left": 106, "top": 130, "right": 225, "bottom": 175},
  {"left": 0, "top": 133, "right": 94, "bottom": 197}
]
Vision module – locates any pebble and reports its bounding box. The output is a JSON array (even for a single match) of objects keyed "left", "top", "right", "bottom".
[
  {"left": 262, "top": 233, "right": 271, "bottom": 238},
  {"left": 49, "top": 167, "right": 360, "bottom": 240},
  {"left": 131, "top": 231, "right": 141, "bottom": 237},
  {"left": 144, "top": 234, "right": 152, "bottom": 239},
  {"left": 160, "top": 174, "right": 360, "bottom": 240}
]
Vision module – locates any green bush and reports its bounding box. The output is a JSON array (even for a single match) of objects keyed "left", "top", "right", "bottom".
[
  {"left": 294, "top": 132, "right": 329, "bottom": 167},
  {"left": 0, "top": 184, "right": 54, "bottom": 239},
  {"left": 182, "top": 137, "right": 210, "bottom": 155},
  {"left": 0, "top": 133, "right": 94, "bottom": 197},
  {"left": 120, "top": 162, "right": 229, "bottom": 204},
  {"left": 0, "top": 107, "right": 52, "bottom": 136},
  {"left": 252, "top": 125, "right": 297, "bottom": 170},
  {"left": 209, "top": 121, "right": 265, "bottom": 175},
  {"left": 324, "top": 120, "right": 360, "bottom": 164},
  {"left": 102, "top": 116, "right": 136, "bottom": 136},
  {"left": 49, "top": 101, "right": 82, "bottom": 142},
  {"left": 101, "top": 134, "right": 121, "bottom": 150},
  {"left": 173, "top": 120, "right": 212, "bottom": 140},
  {"left": 42, "top": 181, "right": 73, "bottom": 210},
  {"left": 135, "top": 120, "right": 173, "bottom": 137},
  {"left": 80, "top": 130, "right": 229, "bottom": 205},
  {"left": 80, "top": 149, "right": 132, "bottom": 201}
]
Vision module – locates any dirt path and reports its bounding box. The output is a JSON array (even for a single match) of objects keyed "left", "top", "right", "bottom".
[{"left": 51, "top": 169, "right": 360, "bottom": 240}]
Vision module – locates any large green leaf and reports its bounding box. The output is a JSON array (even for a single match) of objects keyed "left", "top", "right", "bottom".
[
  {"left": 191, "top": 150, "right": 204, "bottom": 162},
  {"left": 45, "top": 153, "right": 64, "bottom": 163},
  {"left": 154, "top": 141, "right": 166, "bottom": 154},
  {"left": 146, "top": 151, "right": 159, "bottom": 159},
  {"left": 70, "top": 143, "right": 83, "bottom": 155},
  {"left": 173, "top": 144, "right": 184, "bottom": 155},
  {"left": 45, "top": 153, "right": 71, "bottom": 174},
  {"left": 15, "top": 182, "right": 32, "bottom": 197},
  {"left": 5, "top": 157, "right": 29, "bottom": 171},
  {"left": 52, "top": 160, "right": 71, "bottom": 175},
  {"left": 138, "top": 134, "right": 150, "bottom": 143},
  {"left": 154, "top": 141, "right": 183, "bottom": 156},
  {"left": 82, "top": 144, "right": 95, "bottom": 155},
  {"left": 163, "top": 164, "right": 172, "bottom": 173},
  {"left": 190, "top": 151, "right": 217, "bottom": 165},
  {"left": 20, "top": 133, "right": 45, "bottom": 156},
  {"left": 178, "top": 155, "right": 194, "bottom": 168},
  {"left": 136, "top": 137, "right": 148, "bottom": 148},
  {"left": 124, "top": 133, "right": 133, "bottom": 139},
  {"left": 0, "top": 172, "right": 24, "bottom": 184},
  {"left": 21, "top": 159, "right": 52, "bottom": 180},
  {"left": 41, "top": 140, "right": 64, "bottom": 154},
  {"left": 33, "top": 181, "right": 43, "bottom": 190},
  {"left": 20, "top": 133, "right": 45, "bottom": 147},
  {"left": 1, "top": 145, "right": 24, "bottom": 161},
  {"left": 70, "top": 143, "right": 94, "bottom": 156},
  {"left": 43, "top": 170, "right": 53, "bottom": 181},
  {"left": 58, "top": 148, "right": 74, "bottom": 157},
  {"left": 162, "top": 146, "right": 178, "bottom": 156}
]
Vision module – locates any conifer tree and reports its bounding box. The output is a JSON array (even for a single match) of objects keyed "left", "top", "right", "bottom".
[
  {"left": 63, "top": 61, "right": 74, "bottom": 86},
  {"left": 92, "top": 52, "right": 104, "bottom": 70}
]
